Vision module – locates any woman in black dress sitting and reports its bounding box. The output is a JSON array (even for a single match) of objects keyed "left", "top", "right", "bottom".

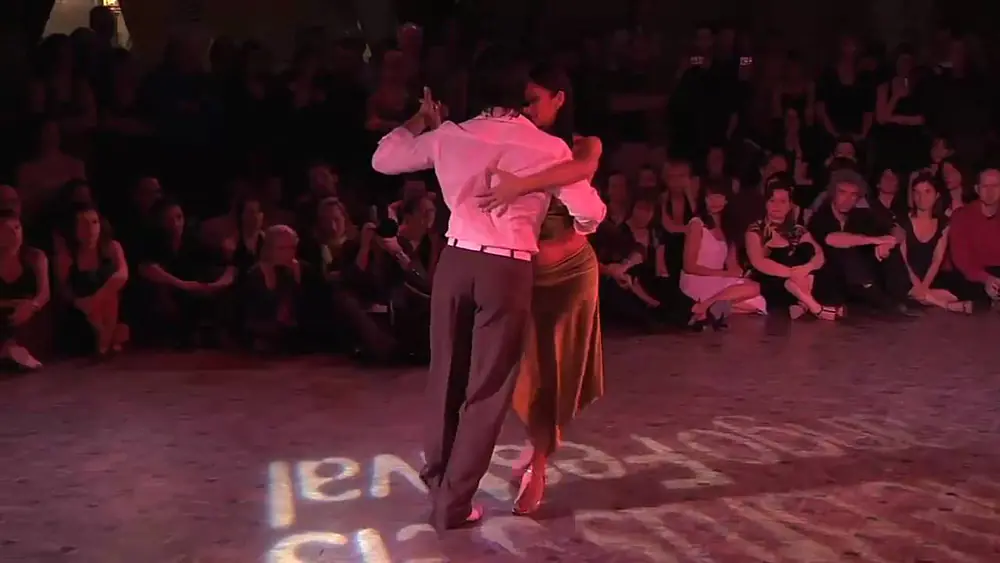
[
  {"left": 900, "top": 172, "right": 972, "bottom": 313},
  {"left": 136, "top": 198, "right": 236, "bottom": 346},
  {"left": 745, "top": 176, "right": 838, "bottom": 320},
  {"left": 0, "top": 210, "right": 50, "bottom": 370},
  {"left": 53, "top": 204, "right": 129, "bottom": 356},
  {"left": 226, "top": 195, "right": 266, "bottom": 280},
  {"left": 619, "top": 195, "right": 694, "bottom": 327}
]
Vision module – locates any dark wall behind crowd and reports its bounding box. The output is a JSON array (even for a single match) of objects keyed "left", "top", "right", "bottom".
[{"left": 3, "top": 0, "right": 1000, "bottom": 67}]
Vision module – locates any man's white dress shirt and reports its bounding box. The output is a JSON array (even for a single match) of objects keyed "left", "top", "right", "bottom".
[{"left": 372, "top": 114, "right": 606, "bottom": 254}]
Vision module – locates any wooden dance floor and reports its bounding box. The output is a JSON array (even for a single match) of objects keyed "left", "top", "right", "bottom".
[{"left": 2, "top": 312, "right": 1000, "bottom": 562}]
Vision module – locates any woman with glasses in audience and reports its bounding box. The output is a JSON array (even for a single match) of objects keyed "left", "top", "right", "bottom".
[
  {"left": 900, "top": 172, "right": 973, "bottom": 313},
  {"left": 746, "top": 176, "right": 838, "bottom": 319}
]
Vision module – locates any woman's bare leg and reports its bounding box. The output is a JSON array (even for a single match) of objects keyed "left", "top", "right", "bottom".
[
  {"left": 914, "top": 288, "right": 971, "bottom": 313},
  {"left": 697, "top": 281, "right": 762, "bottom": 314},
  {"left": 514, "top": 422, "right": 553, "bottom": 514},
  {"left": 783, "top": 277, "right": 823, "bottom": 315}
]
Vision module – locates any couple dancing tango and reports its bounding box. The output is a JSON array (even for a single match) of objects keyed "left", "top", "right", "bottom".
[{"left": 372, "top": 45, "right": 608, "bottom": 530}]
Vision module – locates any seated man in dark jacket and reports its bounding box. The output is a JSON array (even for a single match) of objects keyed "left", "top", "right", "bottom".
[{"left": 807, "top": 169, "right": 918, "bottom": 316}]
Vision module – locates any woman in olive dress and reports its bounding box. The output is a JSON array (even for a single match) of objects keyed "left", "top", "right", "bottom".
[{"left": 477, "top": 63, "right": 605, "bottom": 515}]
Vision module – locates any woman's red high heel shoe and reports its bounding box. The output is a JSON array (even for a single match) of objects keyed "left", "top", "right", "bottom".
[{"left": 512, "top": 466, "right": 546, "bottom": 515}]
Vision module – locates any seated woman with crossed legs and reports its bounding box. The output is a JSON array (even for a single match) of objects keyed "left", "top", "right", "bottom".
[
  {"left": 0, "top": 210, "right": 50, "bottom": 370},
  {"left": 680, "top": 179, "right": 766, "bottom": 328},
  {"left": 54, "top": 205, "right": 130, "bottom": 356},
  {"left": 900, "top": 172, "right": 973, "bottom": 313},
  {"left": 745, "top": 177, "right": 839, "bottom": 319}
]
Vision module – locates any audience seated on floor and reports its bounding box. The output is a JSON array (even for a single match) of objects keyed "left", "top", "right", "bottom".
[
  {"left": 746, "top": 176, "right": 836, "bottom": 319},
  {"left": 4, "top": 16, "right": 1000, "bottom": 370},
  {"left": 807, "top": 170, "right": 916, "bottom": 315},
  {"left": 135, "top": 198, "right": 235, "bottom": 347}
]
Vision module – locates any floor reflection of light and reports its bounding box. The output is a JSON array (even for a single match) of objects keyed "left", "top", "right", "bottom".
[
  {"left": 268, "top": 461, "right": 295, "bottom": 529},
  {"left": 369, "top": 454, "right": 427, "bottom": 499},
  {"left": 355, "top": 528, "right": 391, "bottom": 563},
  {"left": 298, "top": 457, "right": 362, "bottom": 502},
  {"left": 268, "top": 532, "right": 349, "bottom": 563}
]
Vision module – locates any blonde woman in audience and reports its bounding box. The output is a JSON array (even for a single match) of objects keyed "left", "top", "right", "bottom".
[
  {"left": 0, "top": 210, "right": 49, "bottom": 370},
  {"left": 901, "top": 173, "right": 973, "bottom": 313},
  {"left": 243, "top": 225, "right": 306, "bottom": 353},
  {"left": 54, "top": 205, "right": 130, "bottom": 356}
]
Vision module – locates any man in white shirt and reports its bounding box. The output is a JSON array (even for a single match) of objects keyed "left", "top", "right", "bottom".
[{"left": 372, "top": 45, "right": 606, "bottom": 531}]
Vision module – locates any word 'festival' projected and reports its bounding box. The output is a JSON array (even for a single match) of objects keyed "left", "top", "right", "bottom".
[{"left": 264, "top": 414, "right": 999, "bottom": 563}]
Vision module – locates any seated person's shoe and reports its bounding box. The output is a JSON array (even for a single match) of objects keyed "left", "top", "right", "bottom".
[{"left": 6, "top": 343, "right": 42, "bottom": 370}]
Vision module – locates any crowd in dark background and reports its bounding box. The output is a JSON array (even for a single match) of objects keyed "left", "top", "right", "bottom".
[{"left": 2, "top": 6, "right": 1000, "bottom": 371}]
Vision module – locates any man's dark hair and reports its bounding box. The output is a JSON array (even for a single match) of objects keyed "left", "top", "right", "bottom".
[
  {"left": 827, "top": 156, "right": 858, "bottom": 174},
  {"left": 467, "top": 44, "right": 528, "bottom": 118}
]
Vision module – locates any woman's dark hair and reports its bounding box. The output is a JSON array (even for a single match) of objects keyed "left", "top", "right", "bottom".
[
  {"left": 909, "top": 170, "right": 946, "bottom": 218},
  {"left": 50, "top": 178, "right": 93, "bottom": 235},
  {"left": 528, "top": 61, "right": 574, "bottom": 145},
  {"left": 149, "top": 197, "right": 182, "bottom": 229},
  {"left": 935, "top": 156, "right": 971, "bottom": 207},
  {"left": 870, "top": 164, "right": 900, "bottom": 192},
  {"left": 467, "top": 44, "right": 528, "bottom": 118},
  {"left": 696, "top": 177, "right": 740, "bottom": 246},
  {"left": 58, "top": 178, "right": 91, "bottom": 202},
  {"left": 701, "top": 146, "right": 729, "bottom": 178},
  {"left": 762, "top": 173, "right": 798, "bottom": 232},
  {"left": 61, "top": 203, "right": 113, "bottom": 255},
  {"left": 235, "top": 194, "right": 263, "bottom": 233}
]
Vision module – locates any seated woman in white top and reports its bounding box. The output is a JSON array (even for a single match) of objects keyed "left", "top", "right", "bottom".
[{"left": 680, "top": 179, "right": 766, "bottom": 327}]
